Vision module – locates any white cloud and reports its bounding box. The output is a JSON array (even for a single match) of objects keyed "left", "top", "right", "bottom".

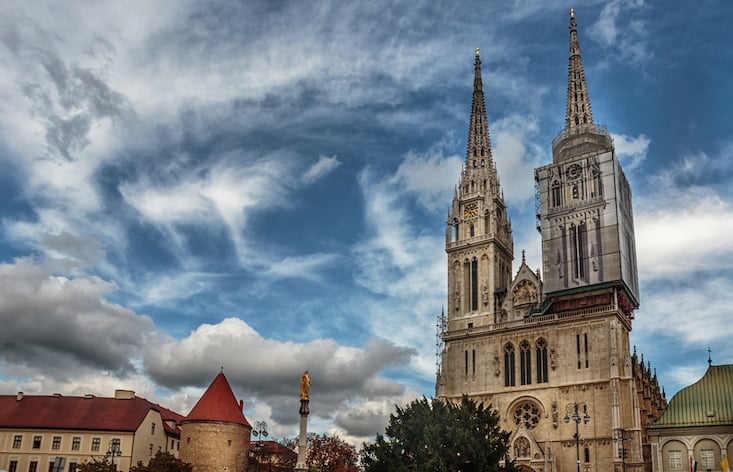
[
  {"left": 588, "top": 0, "right": 650, "bottom": 66},
  {"left": 264, "top": 253, "right": 341, "bottom": 282},
  {"left": 636, "top": 193, "right": 733, "bottom": 277},
  {"left": 612, "top": 133, "right": 649, "bottom": 170},
  {"left": 303, "top": 155, "right": 341, "bottom": 184},
  {"left": 394, "top": 150, "right": 463, "bottom": 213},
  {"left": 492, "top": 114, "right": 546, "bottom": 207}
]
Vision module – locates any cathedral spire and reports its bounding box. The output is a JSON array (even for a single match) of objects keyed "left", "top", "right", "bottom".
[
  {"left": 466, "top": 48, "right": 493, "bottom": 167},
  {"left": 565, "top": 8, "right": 594, "bottom": 133}
]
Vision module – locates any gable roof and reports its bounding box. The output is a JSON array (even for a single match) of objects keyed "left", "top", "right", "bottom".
[
  {"left": 0, "top": 393, "right": 184, "bottom": 433},
  {"left": 184, "top": 373, "right": 251, "bottom": 427},
  {"left": 651, "top": 364, "right": 733, "bottom": 428}
]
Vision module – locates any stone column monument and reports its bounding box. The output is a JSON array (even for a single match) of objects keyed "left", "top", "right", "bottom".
[{"left": 295, "top": 370, "right": 310, "bottom": 472}]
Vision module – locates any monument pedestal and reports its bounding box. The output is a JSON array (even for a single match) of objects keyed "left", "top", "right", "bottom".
[{"left": 295, "top": 400, "right": 309, "bottom": 472}]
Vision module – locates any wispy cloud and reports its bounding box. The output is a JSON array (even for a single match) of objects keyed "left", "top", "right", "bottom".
[
  {"left": 588, "top": 0, "right": 651, "bottom": 66},
  {"left": 303, "top": 155, "right": 341, "bottom": 184},
  {"left": 613, "top": 133, "right": 650, "bottom": 170}
]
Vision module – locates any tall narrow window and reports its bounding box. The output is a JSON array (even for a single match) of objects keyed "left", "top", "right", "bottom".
[
  {"left": 69, "top": 464, "right": 77, "bottom": 472},
  {"left": 72, "top": 437, "right": 81, "bottom": 451},
  {"left": 469, "top": 224, "right": 475, "bottom": 237},
  {"left": 584, "top": 333, "right": 589, "bottom": 368},
  {"left": 52, "top": 436, "right": 61, "bottom": 450},
  {"left": 472, "top": 349, "right": 476, "bottom": 375},
  {"left": 9, "top": 462, "right": 18, "bottom": 472},
  {"left": 465, "top": 350, "right": 468, "bottom": 376},
  {"left": 504, "top": 343, "right": 516, "bottom": 386},
  {"left": 520, "top": 340, "right": 532, "bottom": 385},
  {"left": 33, "top": 436, "right": 42, "bottom": 449},
  {"left": 536, "top": 338, "right": 548, "bottom": 383},
  {"left": 91, "top": 438, "right": 101, "bottom": 451},
  {"left": 470, "top": 259, "right": 479, "bottom": 311},
  {"left": 584, "top": 447, "right": 590, "bottom": 463},
  {"left": 576, "top": 334, "right": 582, "bottom": 369},
  {"left": 13, "top": 435, "right": 22, "bottom": 449},
  {"left": 551, "top": 181, "right": 562, "bottom": 207},
  {"left": 29, "top": 462, "right": 38, "bottom": 472}
]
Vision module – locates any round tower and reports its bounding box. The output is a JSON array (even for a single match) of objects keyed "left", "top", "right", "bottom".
[{"left": 180, "top": 371, "right": 252, "bottom": 472}]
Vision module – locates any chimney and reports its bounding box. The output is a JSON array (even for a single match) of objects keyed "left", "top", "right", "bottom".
[
  {"left": 16, "top": 392, "right": 24, "bottom": 401},
  {"left": 114, "top": 389, "right": 135, "bottom": 399}
]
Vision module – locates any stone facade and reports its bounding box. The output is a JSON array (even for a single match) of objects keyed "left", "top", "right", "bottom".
[
  {"left": 436, "top": 11, "right": 664, "bottom": 472},
  {"left": 180, "top": 421, "right": 250, "bottom": 472}
]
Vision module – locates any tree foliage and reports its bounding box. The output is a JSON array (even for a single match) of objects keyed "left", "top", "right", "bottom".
[
  {"left": 306, "top": 434, "right": 358, "bottom": 472},
  {"left": 78, "top": 458, "right": 115, "bottom": 472},
  {"left": 360, "top": 395, "right": 514, "bottom": 472},
  {"left": 129, "top": 451, "right": 192, "bottom": 472}
]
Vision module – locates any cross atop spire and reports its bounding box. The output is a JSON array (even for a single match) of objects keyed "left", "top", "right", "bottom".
[
  {"left": 465, "top": 48, "right": 493, "bottom": 167},
  {"left": 565, "top": 8, "right": 594, "bottom": 133}
]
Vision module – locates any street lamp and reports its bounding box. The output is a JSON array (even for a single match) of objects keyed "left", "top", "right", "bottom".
[
  {"left": 613, "top": 429, "right": 632, "bottom": 472},
  {"left": 252, "top": 421, "right": 268, "bottom": 472},
  {"left": 106, "top": 441, "right": 122, "bottom": 472},
  {"left": 564, "top": 402, "right": 590, "bottom": 472}
]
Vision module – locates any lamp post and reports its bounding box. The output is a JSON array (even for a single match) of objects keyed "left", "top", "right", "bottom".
[
  {"left": 105, "top": 441, "right": 122, "bottom": 472},
  {"left": 564, "top": 402, "right": 590, "bottom": 472},
  {"left": 613, "top": 429, "right": 632, "bottom": 472},
  {"left": 252, "top": 421, "right": 268, "bottom": 472}
]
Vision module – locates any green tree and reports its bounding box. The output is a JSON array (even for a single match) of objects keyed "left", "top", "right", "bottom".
[
  {"left": 78, "top": 458, "right": 116, "bottom": 472},
  {"left": 360, "top": 395, "right": 514, "bottom": 472},
  {"left": 306, "top": 434, "right": 358, "bottom": 472},
  {"left": 129, "top": 451, "right": 192, "bottom": 472}
]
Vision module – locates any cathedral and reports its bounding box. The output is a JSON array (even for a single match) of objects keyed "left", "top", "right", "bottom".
[{"left": 436, "top": 11, "right": 666, "bottom": 472}]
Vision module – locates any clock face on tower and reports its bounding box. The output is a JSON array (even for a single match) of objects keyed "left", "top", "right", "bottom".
[
  {"left": 567, "top": 163, "right": 582, "bottom": 180},
  {"left": 464, "top": 203, "right": 478, "bottom": 218}
]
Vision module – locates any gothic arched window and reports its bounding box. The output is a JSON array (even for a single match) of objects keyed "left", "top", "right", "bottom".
[
  {"left": 470, "top": 258, "right": 479, "bottom": 311},
  {"left": 551, "top": 181, "right": 562, "bottom": 207},
  {"left": 504, "top": 343, "right": 516, "bottom": 387},
  {"left": 520, "top": 340, "right": 531, "bottom": 385},
  {"left": 536, "top": 338, "right": 548, "bottom": 383}
]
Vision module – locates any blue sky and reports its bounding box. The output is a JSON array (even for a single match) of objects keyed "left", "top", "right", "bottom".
[{"left": 1, "top": 0, "right": 731, "bottom": 444}]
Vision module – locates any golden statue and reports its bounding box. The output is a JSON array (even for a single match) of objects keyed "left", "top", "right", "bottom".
[{"left": 300, "top": 370, "right": 311, "bottom": 401}]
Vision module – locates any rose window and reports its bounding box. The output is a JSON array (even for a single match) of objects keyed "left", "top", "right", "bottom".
[{"left": 514, "top": 402, "right": 540, "bottom": 429}]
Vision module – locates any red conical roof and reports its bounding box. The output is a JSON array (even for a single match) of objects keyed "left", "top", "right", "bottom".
[{"left": 184, "top": 372, "right": 251, "bottom": 427}]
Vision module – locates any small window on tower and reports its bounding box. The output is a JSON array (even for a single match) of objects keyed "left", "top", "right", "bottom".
[{"left": 481, "top": 159, "right": 485, "bottom": 167}]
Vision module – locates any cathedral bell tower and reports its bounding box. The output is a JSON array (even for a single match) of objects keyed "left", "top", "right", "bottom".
[
  {"left": 535, "top": 8, "right": 639, "bottom": 310},
  {"left": 445, "top": 48, "right": 513, "bottom": 334}
]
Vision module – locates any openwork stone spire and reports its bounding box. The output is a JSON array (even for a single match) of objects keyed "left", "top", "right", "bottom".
[
  {"left": 565, "top": 8, "right": 594, "bottom": 132},
  {"left": 466, "top": 48, "right": 493, "bottom": 167},
  {"left": 552, "top": 9, "right": 611, "bottom": 162}
]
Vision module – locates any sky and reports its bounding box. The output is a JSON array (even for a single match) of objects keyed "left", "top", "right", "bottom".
[{"left": 1, "top": 0, "right": 731, "bottom": 446}]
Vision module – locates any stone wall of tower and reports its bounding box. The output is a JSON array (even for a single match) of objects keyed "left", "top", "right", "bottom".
[
  {"left": 179, "top": 421, "right": 251, "bottom": 472},
  {"left": 536, "top": 146, "right": 639, "bottom": 304}
]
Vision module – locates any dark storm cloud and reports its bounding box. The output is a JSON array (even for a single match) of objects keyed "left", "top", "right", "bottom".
[
  {"left": 0, "top": 258, "right": 152, "bottom": 378},
  {"left": 143, "top": 319, "right": 414, "bottom": 423}
]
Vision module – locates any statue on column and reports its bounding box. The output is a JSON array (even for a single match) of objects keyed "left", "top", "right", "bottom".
[
  {"left": 299, "top": 370, "right": 311, "bottom": 415},
  {"left": 296, "top": 371, "right": 311, "bottom": 472}
]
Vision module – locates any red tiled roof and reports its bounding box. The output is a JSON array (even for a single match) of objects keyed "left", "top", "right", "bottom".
[
  {"left": 184, "top": 373, "right": 251, "bottom": 427},
  {"left": 257, "top": 440, "right": 297, "bottom": 459},
  {"left": 0, "top": 394, "right": 184, "bottom": 433}
]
